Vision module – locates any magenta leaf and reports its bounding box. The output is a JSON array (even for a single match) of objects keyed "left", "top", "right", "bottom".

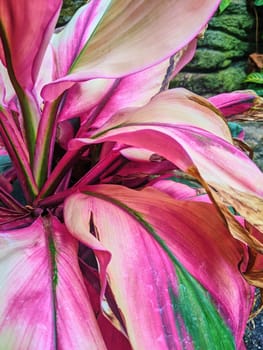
[
  {"left": 0, "top": 0, "right": 62, "bottom": 90},
  {"left": 69, "top": 89, "right": 263, "bottom": 250},
  {"left": 64, "top": 184, "right": 253, "bottom": 349},
  {"left": 0, "top": 1, "right": 260, "bottom": 349},
  {"left": 208, "top": 91, "right": 257, "bottom": 117},
  {"left": 57, "top": 40, "right": 199, "bottom": 128},
  {"left": 0, "top": 216, "right": 106, "bottom": 349},
  {"left": 58, "top": 59, "right": 177, "bottom": 127},
  {"left": 41, "top": 0, "right": 221, "bottom": 100},
  {"left": 0, "top": 1, "right": 63, "bottom": 158}
]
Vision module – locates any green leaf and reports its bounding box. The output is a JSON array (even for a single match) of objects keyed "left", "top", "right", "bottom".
[
  {"left": 0, "top": 217, "right": 107, "bottom": 349},
  {"left": 254, "top": 0, "right": 263, "bottom": 6},
  {"left": 137, "top": 210, "right": 236, "bottom": 350},
  {"left": 169, "top": 266, "right": 235, "bottom": 350},
  {"left": 245, "top": 83, "right": 263, "bottom": 96},
  {"left": 244, "top": 72, "right": 263, "bottom": 84},
  {"left": 219, "top": 0, "right": 231, "bottom": 13},
  {"left": 252, "top": 88, "right": 263, "bottom": 96}
]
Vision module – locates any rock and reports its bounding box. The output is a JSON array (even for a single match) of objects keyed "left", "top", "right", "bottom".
[
  {"left": 209, "top": 0, "right": 255, "bottom": 40},
  {"left": 238, "top": 121, "right": 263, "bottom": 170},
  {"left": 244, "top": 290, "right": 263, "bottom": 350},
  {"left": 186, "top": 49, "right": 233, "bottom": 71},
  {"left": 197, "top": 30, "right": 251, "bottom": 56},
  {"left": 209, "top": 12, "right": 254, "bottom": 40},
  {"left": 245, "top": 315, "right": 263, "bottom": 350},
  {"left": 58, "top": 0, "right": 86, "bottom": 26},
  {"left": 170, "top": 62, "right": 247, "bottom": 96}
]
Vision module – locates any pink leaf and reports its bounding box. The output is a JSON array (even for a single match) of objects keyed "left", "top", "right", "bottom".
[
  {"left": 41, "top": 0, "right": 221, "bottom": 100},
  {"left": 0, "top": 61, "right": 16, "bottom": 107},
  {"left": 150, "top": 176, "right": 209, "bottom": 201},
  {"left": 51, "top": 1, "right": 112, "bottom": 78},
  {"left": 0, "top": 0, "right": 62, "bottom": 90},
  {"left": 0, "top": 216, "right": 106, "bottom": 349},
  {"left": 57, "top": 59, "right": 179, "bottom": 126},
  {"left": 93, "top": 88, "right": 233, "bottom": 141},
  {"left": 208, "top": 91, "right": 257, "bottom": 117},
  {"left": 69, "top": 89, "right": 263, "bottom": 250},
  {"left": 70, "top": 88, "right": 263, "bottom": 198},
  {"left": 57, "top": 40, "right": 198, "bottom": 126},
  {"left": 64, "top": 184, "right": 253, "bottom": 349},
  {"left": 170, "top": 39, "right": 198, "bottom": 79},
  {"left": 72, "top": 124, "right": 263, "bottom": 196}
]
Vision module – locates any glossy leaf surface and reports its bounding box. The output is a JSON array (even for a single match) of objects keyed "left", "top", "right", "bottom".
[
  {"left": 42, "top": 0, "right": 221, "bottom": 100},
  {"left": 64, "top": 184, "right": 253, "bottom": 349},
  {"left": 0, "top": 217, "right": 106, "bottom": 349},
  {"left": 0, "top": 0, "right": 62, "bottom": 90}
]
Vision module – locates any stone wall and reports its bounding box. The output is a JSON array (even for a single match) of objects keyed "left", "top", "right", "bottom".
[{"left": 171, "top": 0, "right": 257, "bottom": 96}]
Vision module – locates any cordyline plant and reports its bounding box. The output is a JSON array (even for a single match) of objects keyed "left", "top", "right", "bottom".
[{"left": 0, "top": 0, "right": 263, "bottom": 349}]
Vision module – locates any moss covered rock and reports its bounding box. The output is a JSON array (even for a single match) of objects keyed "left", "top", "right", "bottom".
[
  {"left": 58, "top": 0, "right": 86, "bottom": 26},
  {"left": 171, "top": 0, "right": 255, "bottom": 96},
  {"left": 170, "top": 63, "right": 247, "bottom": 96}
]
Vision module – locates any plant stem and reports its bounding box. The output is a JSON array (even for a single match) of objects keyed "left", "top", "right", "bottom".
[
  {"left": 33, "top": 99, "right": 61, "bottom": 188},
  {"left": 0, "top": 109, "right": 38, "bottom": 201},
  {"left": 36, "top": 148, "right": 85, "bottom": 200},
  {"left": 72, "top": 150, "right": 123, "bottom": 189}
]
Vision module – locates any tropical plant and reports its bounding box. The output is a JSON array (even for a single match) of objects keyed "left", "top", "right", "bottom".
[{"left": 0, "top": 0, "right": 263, "bottom": 349}]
